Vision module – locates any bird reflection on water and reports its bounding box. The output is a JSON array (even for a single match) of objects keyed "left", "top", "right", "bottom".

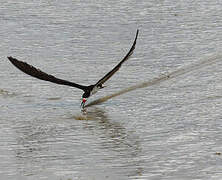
[
  {"left": 71, "top": 107, "right": 144, "bottom": 177},
  {"left": 12, "top": 107, "right": 143, "bottom": 178}
]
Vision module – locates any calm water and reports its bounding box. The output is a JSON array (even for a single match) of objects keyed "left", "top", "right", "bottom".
[{"left": 1, "top": 1, "right": 222, "bottom": 179}]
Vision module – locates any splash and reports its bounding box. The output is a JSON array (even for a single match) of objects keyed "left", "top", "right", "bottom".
[{"left": 85, "top": 53, "right": 222, "bottom": 107}]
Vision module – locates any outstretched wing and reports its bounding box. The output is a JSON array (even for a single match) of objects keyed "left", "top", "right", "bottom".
[
  {"left": 95, "top": 29, "right": 139, "bottom": 87},
  {"left": 7, "top": 56, "right": 87, "bottom": 91}
]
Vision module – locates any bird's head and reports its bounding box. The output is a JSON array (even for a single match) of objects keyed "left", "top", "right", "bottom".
[
  {"left": 81, "top": 91, "right": 89, "bottom": 109},
  {"left": 81, "top": 97, "right": 87, "bottom": 108}
]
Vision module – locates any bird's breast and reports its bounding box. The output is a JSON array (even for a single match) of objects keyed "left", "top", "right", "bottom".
[{"left": 91, "top": 86, "right": 100, "bottom": 95}]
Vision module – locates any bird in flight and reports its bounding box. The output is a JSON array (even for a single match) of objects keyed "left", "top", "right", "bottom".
[{"left": 8, "top": 29, "right": 139, "bottom": 109}]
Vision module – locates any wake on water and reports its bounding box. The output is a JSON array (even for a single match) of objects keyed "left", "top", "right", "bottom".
[{"left": 85, "top": 53, "right": 222, "bottom": 108}]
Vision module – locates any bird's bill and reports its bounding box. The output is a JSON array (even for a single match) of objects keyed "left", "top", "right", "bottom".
[
  {"left": 80, "top": 101, "right": 85, "bottom": 108},
  {"left": 81, "top": 98, "right": 87, "bottom": 109}
]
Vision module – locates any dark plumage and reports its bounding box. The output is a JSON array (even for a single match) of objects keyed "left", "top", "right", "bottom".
[{"left": 8, "top": 29, "right": 139, "bottom": 108}]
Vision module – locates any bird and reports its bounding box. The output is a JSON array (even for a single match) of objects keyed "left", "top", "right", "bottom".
[{"left": 7, "top": 29, "right": 139, "bottom": 109}]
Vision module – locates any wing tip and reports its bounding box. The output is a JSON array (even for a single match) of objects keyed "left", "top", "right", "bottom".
[
  {"left": 7, "top": 56, "right": 17, "bottom": 63},
  {"left": 7, "top": 56, "right": 13, "bottom": 60},
  {"left": 136, "top": 29, "right": 139, "bottom": 37},
  {"left": 133, "top": 29, "right": 139, "bottom": 46}
]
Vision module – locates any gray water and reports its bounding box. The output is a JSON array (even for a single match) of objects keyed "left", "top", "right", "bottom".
[{"left": 1, "top": 1, "right": 222, "bottom": 179}]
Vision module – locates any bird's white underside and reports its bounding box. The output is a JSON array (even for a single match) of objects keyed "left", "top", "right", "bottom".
[{"left": 91, "top": 86, "right": 100, "bottom": 95}]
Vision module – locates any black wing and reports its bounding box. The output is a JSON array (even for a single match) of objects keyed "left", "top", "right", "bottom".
[
  {"left": 95, "top": 29, "right": 139, "bottom": 87},
  {"left": 7, "top": 56, "right": 87, "bottom": 91}
]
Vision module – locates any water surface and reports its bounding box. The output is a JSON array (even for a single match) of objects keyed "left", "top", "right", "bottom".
[{"left": 1, "top": 1, "right": 222, "bottom": 179}]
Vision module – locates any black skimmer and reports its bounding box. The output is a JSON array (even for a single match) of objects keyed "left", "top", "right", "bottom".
[{"left": 7, "top": 29, "right": 139, "bottom": 108}]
